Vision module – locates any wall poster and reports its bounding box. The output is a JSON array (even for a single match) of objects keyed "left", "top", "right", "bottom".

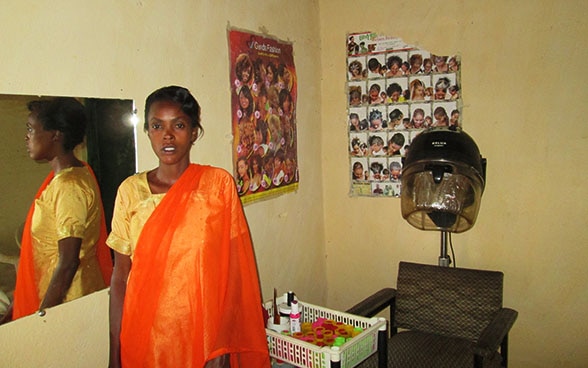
[
  {"left": 228, "top": 28, "right": 299, "bottom": 205},
  {"left": 347, "top": 32, "right": 462, "bottom": 197}
]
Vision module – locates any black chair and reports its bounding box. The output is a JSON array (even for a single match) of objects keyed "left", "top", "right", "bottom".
[{"left": 347, "top": 262, "right": 518, "bottom": 368}]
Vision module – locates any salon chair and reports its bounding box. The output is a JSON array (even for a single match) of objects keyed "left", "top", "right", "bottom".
[{"left": 347, "top": 261, "right": 518, "bottom": 368}]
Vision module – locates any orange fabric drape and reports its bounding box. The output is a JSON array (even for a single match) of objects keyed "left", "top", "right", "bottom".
[
  {"left": 120, "top": 164, "right": 270, "bottom": 367},
  {"left": 12, "top": 163, "right": 112, "bottom": 320}
]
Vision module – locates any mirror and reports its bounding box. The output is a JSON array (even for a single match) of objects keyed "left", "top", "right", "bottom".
[{"left": 0, "top": 93, "right": 136, "bottom": 319}]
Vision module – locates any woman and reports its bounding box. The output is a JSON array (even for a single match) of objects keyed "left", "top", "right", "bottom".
[
  {"left": 248, "top": 154, "right": 265, "bottom": 193},
  {"left": 409, "top": 79, "right": 426, "bottom": 101},
  {"left": 236, "top": 157, "right": 251, "bottom": 196},
  {"left": 1, "top": 97, "right": 112, "bottom": 323},
  {"left": 107, "top": 86, "right": 269, "bottom": 368}
]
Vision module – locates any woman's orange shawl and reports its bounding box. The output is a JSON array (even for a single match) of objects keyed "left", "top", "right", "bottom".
[
  {"left": 12, "top": 164, "right": 113, "bottom": 320},
  {"left": 120, "top": 164, "right": 270, "bottom": 367}
]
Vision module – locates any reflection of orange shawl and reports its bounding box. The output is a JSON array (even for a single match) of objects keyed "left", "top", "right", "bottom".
[
  {"left": 12, "top": 164, "right": 113, "bottom": 320},
  {"left": 121, "top": 164, "right": 269, "bottom": 367}
]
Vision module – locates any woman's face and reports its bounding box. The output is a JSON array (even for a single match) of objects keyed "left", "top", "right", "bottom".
[
  {"left": 252, "top": 159, "right": 261, "bottom": 174},
  {"left": 282, "top": 98, "right": 291, "bottom": 114},
  {"left": 353, "top": 165, "right": 363, "bottom": 177},
  {"left": 283, "top": 68, "right": 291, "bottom": 84},
  {"left": 450, "top": 112, "right": 460, "bottom": 126},
  {"left": 413, "top": 113, "right": 425, "bottom": 128},
  {"left": 435, "top": 57, "right": 447, "bottom": 69},
  {"left": 414, "top": 86, "right": 425, "bottom": 99},
  {"left": 390, "top": 91, "right": 401, "bottom": 102},
  {"left": 254, "top": 128, "right": 263, "bottom": 144},
  {"left": 240, "top": 64, "right": 252, "bottom": 83},
  {"left": 266, "top": 67, "right": 275, "bottom": 83},
  {"left": 424, "top": 61, "right": 433, "bottom": 72},
  {"left": 448, "top": 59, "right": 458, "bottom": 70},
  {"left": 239, "top": 91, "right": 250, "bottom": 110},
  {"left": 273, "top": 157, "right": 282, "bottom": 171},
  {"left": 25, "top": 112, "right": 55, "bottom": 161},
  {"left": 389, "top": 63, "right": 400, "bottom": 75},
  {"left": 435, "top": 88, "right": 446, "bottom": 100},
  {"left": 237, "top": 159, "right": 249, "bottom": 178},
  {"left": 147, "top": 100, "right": 196, "bottom": 167}
]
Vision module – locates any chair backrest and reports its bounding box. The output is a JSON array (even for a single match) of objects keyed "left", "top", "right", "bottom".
[{"left": 394, "top": 261, "right": 503, "bottom": 341}]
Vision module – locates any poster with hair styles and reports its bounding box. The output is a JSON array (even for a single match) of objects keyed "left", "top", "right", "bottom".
[
  {"left": 228, "top": 28, "right": 299, "bottom": 205},
  {"left": 347, "top": 32, "right": 462, "bottom": 197}
]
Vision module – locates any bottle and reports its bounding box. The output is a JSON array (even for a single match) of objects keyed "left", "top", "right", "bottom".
[
  {"left": 289, "top": 300, "right": 301, "bottom": 334},
  {"left": 287, "top": 291, "right": 295, "bottom": 306}
]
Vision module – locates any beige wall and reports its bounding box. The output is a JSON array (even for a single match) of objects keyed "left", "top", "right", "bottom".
[
  {"left": 0, "top": 1, "right": 325, "bottom": 367},
  {"left": 320, "top": 1, "right": 588, "bottom": 367},
  {"left": 0, "top": 0, "right": 587, "bottom": 367}
]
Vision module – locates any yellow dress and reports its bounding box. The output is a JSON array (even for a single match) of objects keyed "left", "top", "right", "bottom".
[
  {"left": 106, "top": 172, "right": 164, "bottom": 259},
  {"left": 31, "top": 166, "right": 106, "bottom": 302}
]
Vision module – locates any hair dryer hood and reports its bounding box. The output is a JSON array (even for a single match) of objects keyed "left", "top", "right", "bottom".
[{"left": 401, "top": 127, "right": 486, "bottom": 233}]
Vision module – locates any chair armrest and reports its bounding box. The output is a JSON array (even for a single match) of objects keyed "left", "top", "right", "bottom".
[
  {"left": 346, "top": 288, "right": 396, "bottom": 318},
  {"left": 474, "top": 307, "right": 518, "bottom": 357}
]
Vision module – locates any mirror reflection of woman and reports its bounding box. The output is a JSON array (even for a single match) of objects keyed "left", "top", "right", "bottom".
[
  {"left": 0, "top": 98, "right": 112, "bottom": 324},
  {"left": 107, "top": 86, "right": 269, "bottom": 368}
]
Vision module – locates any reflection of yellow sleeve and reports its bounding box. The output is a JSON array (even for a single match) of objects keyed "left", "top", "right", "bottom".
[{"left": 54, "top": 179, "right": 90, "bottom": 240}]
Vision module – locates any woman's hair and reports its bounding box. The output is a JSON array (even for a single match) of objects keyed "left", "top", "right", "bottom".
[
  {"left": 144, "top": 86, "right": 203, "bottom": 138},
  {"left": 235, "top": 53, "right": 253, "bottom": 83},
  {"left": 389, "top": 133, "right": 406, "bottom": 147},
  {"left": 386, "top": 55, "right": 403, "bottom": 70},
  {"left": 389, "top": 108, "right": 403, "bottom": 122},
  {"left": 409, "top": 79, "right": 425, "bottom": 99},
  {"left": 266, "top": 62, "right": 278, "bottom": 84},
  {"left": 369, "top": 83, "right": 381, "bottom": 93},
  {"left": 368, "top": 58, "right": 381, "bottom": 72},
  {"left": 369, "top": 109, "right": 383, "bottom": 123},
  {"left": 249, "top": 154, "right": 263, "bottom": 174},
  {"left": 27, "top": 97, "right": 87, "bottom": 151},
  {"left": 370, "top": 161, "right": 383, "bottom": 174},
  {"left": 386, "top": 83, "right": 403, "bottom": 96},
  {"left": 409, "top": 53, "right": 423, "bottom": 66},
  {"left": 278, "top": 89, "right": 292, "bottom": 109},
  {"left": 348, "top": 60, "right": 363, "bottom": 75},
  {"left": 435, "top": 77, "right": 451, "bottom": 91},
  {"left": 255, "top": 119, "right": 269, "bottom": 144},
  {"left": 412, "top": 108, "right": 425, "bottom": 119}
]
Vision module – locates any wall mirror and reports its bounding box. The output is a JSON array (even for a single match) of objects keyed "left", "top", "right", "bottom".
[{"left": 0, "top": 93, "right": 136, "bottom": 320}]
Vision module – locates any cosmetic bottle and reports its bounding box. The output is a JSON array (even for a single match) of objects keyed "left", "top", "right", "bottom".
[{"left": 289, "top": 300, "right": 301, "bottom": 334}]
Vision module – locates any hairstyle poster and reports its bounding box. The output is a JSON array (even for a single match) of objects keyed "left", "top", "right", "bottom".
[
  {"left": 228, "top": 28, "right": 299, "bottom": 205},
  {"left": 347, "top": 32, "right": 462, "bottom": 197}
]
